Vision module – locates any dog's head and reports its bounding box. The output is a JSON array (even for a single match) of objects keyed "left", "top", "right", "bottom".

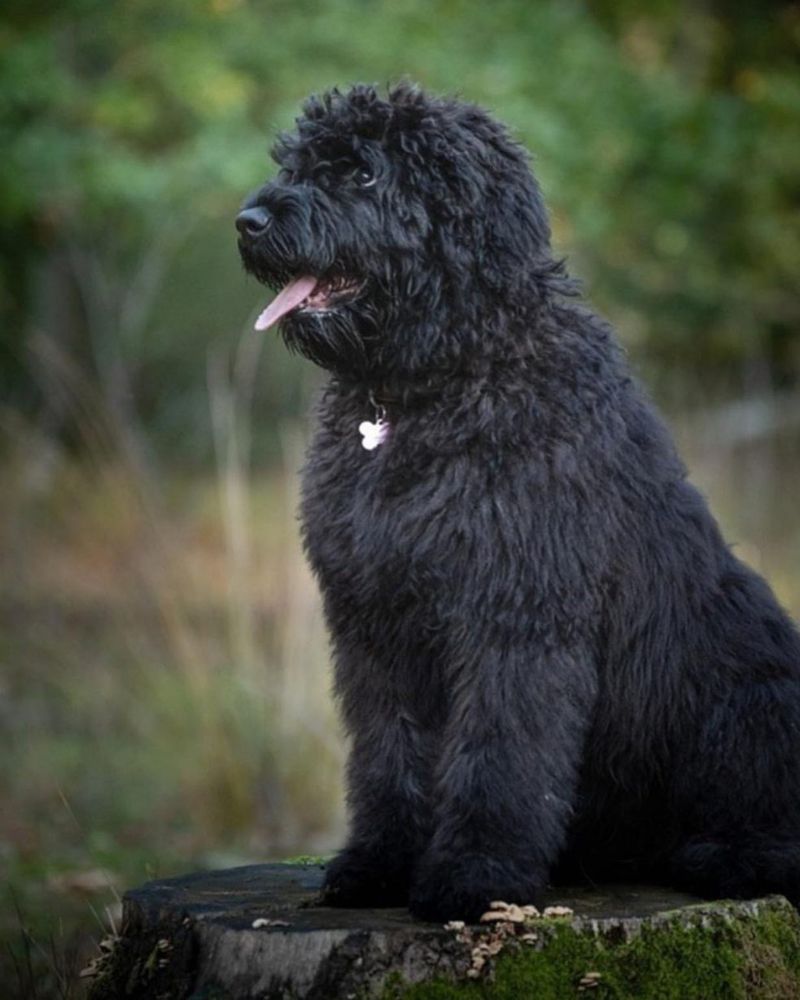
[{"left": 237, "top": 83, "right": 564, "bottom": 382}]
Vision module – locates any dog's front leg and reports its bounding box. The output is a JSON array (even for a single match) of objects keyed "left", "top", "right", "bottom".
[
  {"left": 321, "top": 646, "right": 432, "bottom": 907},
  {"left": 409, "top": 639, "right": 595, "bottom": 922}
]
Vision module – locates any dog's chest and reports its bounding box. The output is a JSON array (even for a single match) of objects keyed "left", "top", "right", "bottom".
[{"left": 300, "top": 409, "right": 462, "bottom": 644}]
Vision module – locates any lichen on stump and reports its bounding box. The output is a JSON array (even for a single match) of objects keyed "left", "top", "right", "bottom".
[{"left": 87, "top": 861, "right": 800, "bottom": 999}]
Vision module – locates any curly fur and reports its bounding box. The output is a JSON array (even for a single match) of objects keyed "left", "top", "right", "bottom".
[{"left": 237, "top": 83, "right": 800, "bottom": 922}]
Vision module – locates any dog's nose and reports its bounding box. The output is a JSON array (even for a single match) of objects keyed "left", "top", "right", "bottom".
[{"left": 235, "top": 206, "right": 270, "bottom": 238}]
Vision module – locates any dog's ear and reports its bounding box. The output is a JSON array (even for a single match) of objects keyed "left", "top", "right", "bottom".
[
  {"left": 419, "top": 104, "right": 556, "bottom": 297},
  {"left": 481, "top": 154, "right": 555, "bottom": 295},
  {"left": 457, "top": 110, "right": 552, "bottom": 254}
]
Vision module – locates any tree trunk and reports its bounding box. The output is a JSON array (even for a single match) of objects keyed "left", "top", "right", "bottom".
[{"left": 87, "top": 861, "right": 800, "bottom": 999}]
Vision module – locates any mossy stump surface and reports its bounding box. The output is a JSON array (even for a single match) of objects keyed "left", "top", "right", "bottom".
[{"left": 89, "top": 861, "right": 800, "bottom": 999}]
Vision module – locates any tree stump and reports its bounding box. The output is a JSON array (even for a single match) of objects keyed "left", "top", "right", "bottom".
[{"left": 88, "top": 861, "right": 800, "bottom": 999}]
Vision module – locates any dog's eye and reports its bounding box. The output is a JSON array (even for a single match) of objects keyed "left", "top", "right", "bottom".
[{"left": 354, "top": 166, "right": 376, "bottom": 188}]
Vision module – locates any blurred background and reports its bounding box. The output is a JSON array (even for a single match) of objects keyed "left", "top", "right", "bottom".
[{"left": 1, "top": 0, "right": 799, "bottom": 994}]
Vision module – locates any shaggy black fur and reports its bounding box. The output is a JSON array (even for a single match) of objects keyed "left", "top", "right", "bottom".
[{"left": 237, "top": 83, "right": 800, "bottom": 923}]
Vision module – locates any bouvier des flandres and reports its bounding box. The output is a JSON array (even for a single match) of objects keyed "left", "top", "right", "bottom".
[{"left": 236, "top": 83, "right": 800, "bottom": 922}]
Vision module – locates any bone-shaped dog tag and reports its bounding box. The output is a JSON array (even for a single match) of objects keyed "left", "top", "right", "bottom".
[{"left": 359, "top": 419, "right": 389, "bottom": 450}]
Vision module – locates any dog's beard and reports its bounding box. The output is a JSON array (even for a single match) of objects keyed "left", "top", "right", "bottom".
[{"left": 279, "top": 298, "right": 378, "bottom": 375}]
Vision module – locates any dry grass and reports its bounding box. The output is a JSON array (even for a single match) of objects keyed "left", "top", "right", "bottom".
[{"left": 0, "top": 339, "right": 344, "bottom": 994}]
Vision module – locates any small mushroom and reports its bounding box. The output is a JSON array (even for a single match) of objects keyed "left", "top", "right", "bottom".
[{"left": 502, "top": 903, "right": 526, "bottom": 923}]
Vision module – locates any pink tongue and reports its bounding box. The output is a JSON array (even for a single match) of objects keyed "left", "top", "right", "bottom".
[{"left": 254, "top": 275, "right": 318, "bottom": 331}]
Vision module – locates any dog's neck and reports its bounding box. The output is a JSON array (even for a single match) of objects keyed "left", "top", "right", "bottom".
[
  {"left": 335, "top": 367, "right": 469, "bottom": 415},
  {"left": 334, "top": 351, "right": 545, "bottom": 420},
  {"left": 367, "top": 379, "right": 443, "bottom": 412}
]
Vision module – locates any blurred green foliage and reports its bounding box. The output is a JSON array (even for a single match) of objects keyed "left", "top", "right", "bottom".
[{"left": 1, "top": 0, "right": 799, "bottom": 463}]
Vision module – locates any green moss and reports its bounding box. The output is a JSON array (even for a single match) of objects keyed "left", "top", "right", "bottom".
[
  {"left": 379, "top": 903, "right": 800, "bottom": 1000},
  {"left": 281, "top": 854, "right": 330, "bottom": 866},
  {"left": 738, "top": 907, "right": 800, "bottom": 1000}
]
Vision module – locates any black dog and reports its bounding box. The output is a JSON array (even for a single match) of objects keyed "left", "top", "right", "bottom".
[{"left": 236, "top": 83, "right": 800, "bottom": 922}]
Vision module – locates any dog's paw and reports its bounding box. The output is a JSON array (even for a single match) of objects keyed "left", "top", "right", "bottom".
[
  {"left": 409, "top": 852, "right": 544, "bottom": 923},
  {"left": 320, "top": 847, "right": 411, "bottom": 908}
]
